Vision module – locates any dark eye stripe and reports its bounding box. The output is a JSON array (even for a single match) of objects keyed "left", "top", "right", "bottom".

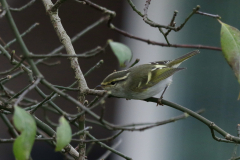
[
  {"left": 107, "top": 79, "right": 127, "bottom": 86},
  {"left": 111, "top": 82, "right": 116, "bottom": 85}
]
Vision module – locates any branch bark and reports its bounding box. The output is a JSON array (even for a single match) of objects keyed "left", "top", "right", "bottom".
[{"left": 41, "top": 0, "right": 89, "bottom": 159}]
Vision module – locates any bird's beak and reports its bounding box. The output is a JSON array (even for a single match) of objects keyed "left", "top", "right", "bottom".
[{"left": 95, "top": 84, "right": 103, "bottom": 89}]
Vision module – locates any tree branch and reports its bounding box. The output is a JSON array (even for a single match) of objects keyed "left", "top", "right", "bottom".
[
  {"left": 51, "top": 0, "right": 67, "bottom": 12},
  {"left": 86, "top": 132, "right": 132, "bottom": 160},
  {"left": 1, "top": 0, "right": 42, "bottom": 77},
  {"left": 110, "top": 24, "right": 222, "bottom": 51},
  {"left": 9, "top": 0, "right": 36, "bottom": 12},
  {"left": 145, "top": 97, "right": 240, "bottom": 143}
]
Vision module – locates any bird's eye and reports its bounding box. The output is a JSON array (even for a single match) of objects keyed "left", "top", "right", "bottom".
[{"left": 110, "top": 82, "right": 116, "bottom": 85}]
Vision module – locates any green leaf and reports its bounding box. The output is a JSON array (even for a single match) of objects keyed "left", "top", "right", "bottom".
[
  {"left": 13, "top": 106, "right": 36, "bottom": 160},
  {"left": 55, "top": 116, "right": 72, "bottom": 151},
  {"left": 219, "top": 20, "right": 240, "bottom": 99},
  {"left": 109, "top": 40, "right": 132, "bottom": 67}
]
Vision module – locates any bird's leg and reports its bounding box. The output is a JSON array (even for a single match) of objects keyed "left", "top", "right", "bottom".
[{"left": 157, "top": 86, "right": 168, "bottom": 106}]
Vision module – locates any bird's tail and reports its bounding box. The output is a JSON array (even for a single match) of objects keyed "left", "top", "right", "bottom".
[{"left": 168, "top": 50, "right": 200, "bottom": 68}]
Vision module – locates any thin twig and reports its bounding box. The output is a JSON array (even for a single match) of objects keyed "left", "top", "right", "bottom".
[
  {"left": 82, "top": 0, "right": 116, "bottom": 17},
  {"left": 0, "top": 10, "right": 6, "bottom": 18},
  {"left": 86, "top": 132, "right": 132, "bottom": 160},
  {"left": 129, "top": 58, "right": 140, "bottom": 68},
  {"left": 98, "top": 139, "right": 122, "bottom": 160},
  {"left": 0, "top": 113, "right": 18, "bottom": 137},
  {"left": 9, "top": 0, "right": 36, "bottom": 11},
  {"left": 10, "top": 50, "right": 14, "bottom": 64},
  {"left": 175, "top": 5, "right": 200, "bottom": 31},
  {"left": 99, "top": 104, "right": 105, "bottom": 122},
  {"left": 26, "top": 47, "right": 103, "bottom": 58},
  {"left": 0, "top": 130, "right": 122, "bottom": 143},
  {"left": 145, "top": 97, "right": 240, "bottom": 143},
  {"left": 165, "top": 10, "right": 178, "bottom": 37},
  {"left": 115, "top": 109, "right": 204, "bottom": 129},
  {"left": 51, "top": 0, "right": 67, "bottom": 12},
  {"left": 34, "top": 60, "right": 105, "bottom": 119},
  {"left": 209, "top": 127, "right": 234, "bottom": 143},
  {"left": 110, "top": 24, "right": 222, "bottom": 51},
  {"left": 196, "top": 11, "right": 221, "bottom": 19},
  {"left": 87, "top": 96, "right": 99, "bottom": 107},
  {"left": 7, "top": 17, "right": 111, "bottom": 81},
  {"left": 2, "top": 0, "right": 42, "bottom": 77},
  {"left": 85, "top": 108, "right": 204, "bottom": 131},
  {"left": 30, "top": 92, "right": 56, "bottom": 114},
  {"left": 0, "top": 75, "right": 11, "bottom": 83},
  {"left": 4, "top": 23, "right": 39, "bottom": 49},
  {"left": 72, "top": 126, "right": 92, "bottom": 137},
  {"left": 53, "top": 85, "right": 78, "bottom": 91},
  {"left": 34, "top": 116, "right": 79, "bottom": 158},
  {"left": 0, "top": 58, "right": 25, "bottom": 75},
  {"left": 84, "top": 130, "right": 123, "bottom": 143},
  {"left": 40, "top": 61, "right": 61, "bottom": 66},
  {"left": 83, "top": 0, "right": 222, "bottom": 51},
  {"left": 169, "top": 10, "right": 178, "bottom": 27},
  {"left": 69, "top": 93, "right": 109, "bottom": 120},
  {"left": 229, "top": 125, "right": 240, "bottom": 160},
  {"left": 143, "top": 0, "right": 175, "bottom": 30},
  {"left": 7, "top": 83, "right": 33, "bottom": 102},
  {"left": 126, "top": 0, "right": 144, "bottom": 17},
  {"left": 43, "top": 109, "right": 58, "bottom": 127},
  {"left": 84, "top": 60, "right": 104, "bottom": 77},
  {"left": 0, "top": 82, "right": 11, "bottom": 98},
  {"left": 159, "top": 28, "right": 170, "bottom": 45},
  {"left": 14, "top": 77, "right": 41, "bottom": 106}
]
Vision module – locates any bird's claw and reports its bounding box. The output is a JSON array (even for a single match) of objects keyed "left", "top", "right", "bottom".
[{"left": 157, "top": 97, "right": 164, "bottom": 106}]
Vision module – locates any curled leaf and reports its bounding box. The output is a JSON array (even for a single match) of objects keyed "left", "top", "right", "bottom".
[
  {"left": 55, "top": 116, "right": 72, "bottom": 151},
  {"left": 13, "top": 106, "right": 36, "bottom": 160},
  {"left": 219, "top": 20, "right": 240, "bottom": 99},
  {"left": 108, "top": 40, "right": 132, "bottom": 67}
]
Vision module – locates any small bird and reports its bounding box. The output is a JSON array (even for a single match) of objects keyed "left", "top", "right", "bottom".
[{"left": 100, "top": 50, "right": 200, "bottom": 104}]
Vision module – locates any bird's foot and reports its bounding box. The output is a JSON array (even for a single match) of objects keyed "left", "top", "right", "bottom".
[{"left": 157, "top": 97, "right": 164, "bottom": 106}]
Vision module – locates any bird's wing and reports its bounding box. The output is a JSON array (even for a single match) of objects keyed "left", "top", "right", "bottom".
[
  {"left": 130, "top": 67, "right": 185, "bottom": 92},
  {"left": 149, "top": 60, "right": 171, "bottom": 66},
  {"left": 167, "top": 50, "right": 200, "bottom": 67}
]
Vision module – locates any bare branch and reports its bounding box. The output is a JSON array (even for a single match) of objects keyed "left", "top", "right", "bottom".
[
  {"left": 196, "top": 11, "right": 221, "bottom": 19},
  {"left": 14, "top": 77, "right": 41, "bottom": 107},
  {"left": 145, "top": 97, "right": 240, "bottom": 144},
  {"left": 9, "top": 0, "right": 36, "bottom": 11},
  {"left": 110, "top": 24, "right": 222, "bottom": 51},
  {"left": 39, "top": 60, "right": 61, "bottom": 66},
  {"left": 4, "top": 23, "right": 39, "bottom": 49},
  {"left": 26, "top": 46, "right": 104, "bottom": 59},
  {"left": 86, "top": 132, "right": 132, "bottom": 160},
  {"left": 98, "top": 140, "right": 122, "bottom": 160},
  {"left": 81, "top": 0, "right": 116, "bottom": 17},
  {"left": 1, "top": 0, "right": 42, "bottom": 77},
  {"left": 51, "top": 0, "right": 67, "bottom": 12},
  {"left": 42, "top": 0, "right": 89, "bottom": 93},
  {"left": 0, "top": 10, "right": 6, "bottom": 18},
  {"left": 129, "top": 58, "right": 140, "bottom": 68},
  {"left": 30, "top": 92, "right": 56, "bottom": 114}
]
